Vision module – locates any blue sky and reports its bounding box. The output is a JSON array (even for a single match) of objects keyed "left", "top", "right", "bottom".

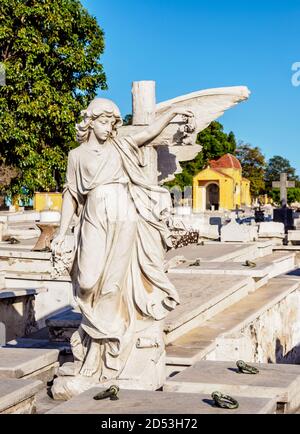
[{"left": 82, "top": 0, "right": 300, "bottom": 174}]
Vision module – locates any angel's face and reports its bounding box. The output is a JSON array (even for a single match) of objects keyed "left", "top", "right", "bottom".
[{"left": 92, "top": 114, "right": 115, "bottom": 143}]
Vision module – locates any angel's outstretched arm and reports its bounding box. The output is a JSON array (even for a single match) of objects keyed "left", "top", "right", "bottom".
[{"left": 131, "top": 108, "right": 194, "bottom": 147}]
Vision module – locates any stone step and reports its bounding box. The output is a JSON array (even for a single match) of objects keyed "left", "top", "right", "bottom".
[
  {"left": 0, "top": 286, "right": 47, "bottom": 299},
  {"left": 0, "top": 379, "right": 44, "bottom": 414},
  {"left": 164, "top": 360, "right": 300, "bottom": 413},
  {"left": 167, "top": 252, "right": 296, "bottom": 290},
  {"left": 0, "top": 347, "right": 59, "bottom": 384},
  {"left": 5, "top": 337, "right": 72, "bottom": 365},
  {"left": 45, "top": 387, "right": 276, "bottom": 414},
  {"left": 166, "top": 277, "right": 300, "bottom": 368}
]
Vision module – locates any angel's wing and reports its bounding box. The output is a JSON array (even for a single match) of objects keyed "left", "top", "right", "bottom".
[
  {"left": 118, "top": 86, "right": 250, "bottom": 184},
  {"left": 152, "top": 86, "right": 250, "bottom": 147}
]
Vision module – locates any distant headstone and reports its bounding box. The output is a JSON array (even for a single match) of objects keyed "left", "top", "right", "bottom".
[
  {"left": 221, "top": 220, "right": 258, "bottom": 242},
  {"left": 254, "top": 208, "right": 265, "bottom": 223},
  {"left": 273, "top": 206, "right": 294, "bottom": 233},
  {"left": 258, "top": 222, "right": 285, "bottom": 239}
]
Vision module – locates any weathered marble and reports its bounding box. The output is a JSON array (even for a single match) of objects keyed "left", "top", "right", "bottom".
[
  {"left": 164, "top": 360, "right": 300, "bottom": 413},
  {"left": 0, "top": 379, "right": 43, "bottom": 414},
  {"left": 167, "top": 252, "right": 296, "bottom": 289},
  {"left": 166, "top": 243, "right": 259, "bottom": 263},
  {"left": 166, "top": 278, "right": 300, "bottom": 367},
  {"left": 221, "top": 220, "right": 258, "bottom": 243},
  {"left": 165, "top": 274, "right": 253, "bottom": 343},
  {"left": 0, "top": 347, "right": 59, "bottom": 384},
  {"left": 0, "top": 287, "right": 47, "bottom": 342},
  {"left": 46, "top": 387, "right": 275, "bottom": 414}
]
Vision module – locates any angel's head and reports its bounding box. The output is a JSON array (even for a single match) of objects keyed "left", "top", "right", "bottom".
[{"left": 76, "top": 98, "right": 123, "bottom": 144}]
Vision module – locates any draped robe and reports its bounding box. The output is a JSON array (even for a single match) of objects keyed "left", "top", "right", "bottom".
[{"left": 63, "top": 135, "right": 179, "bottom": 378}]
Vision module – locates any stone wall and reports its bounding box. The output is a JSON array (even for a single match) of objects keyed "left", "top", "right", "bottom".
[{"left": 212, "top": 288, "right": 300, "bottom": 364}]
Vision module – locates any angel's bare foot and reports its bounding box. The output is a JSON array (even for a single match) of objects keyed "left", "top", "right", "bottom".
[{"left": 80, "top": 339, "right": 100, "bottom": 377}]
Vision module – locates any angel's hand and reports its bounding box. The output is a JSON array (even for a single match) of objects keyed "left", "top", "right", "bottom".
[
  {"left": 51, "top": 233, "right": 66, "bottom": 256},
  {"left": 172, "top": 108, "right": 194, "bottom": 118}
]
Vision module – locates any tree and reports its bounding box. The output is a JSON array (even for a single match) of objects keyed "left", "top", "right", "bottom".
[
  {"left": 198, "top": 121, "right": 236, "bottom": 164},
  {"left": 0, "top": 0, "right": 107, "bottom": 197},
  {"left": 236, "top": 143, "right": 266, "bottom": 197},
  {"left": 269, "top": 188, "right": 300, "bottom": 205},
  {"left": 265, "top": 155, "right": 299, "bottom": 189},
  {"left": 123, "top": 114, "right": 132, "bottom": 126},
  {"left": 165, "top": 121, "right": 237, "bottom": 189}
]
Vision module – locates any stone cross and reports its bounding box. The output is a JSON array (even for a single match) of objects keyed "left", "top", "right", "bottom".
[{"left": 272, "top": 173, "right": 295, "bottom": 203}]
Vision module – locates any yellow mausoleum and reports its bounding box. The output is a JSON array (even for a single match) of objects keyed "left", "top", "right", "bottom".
[
  {"left": 34, "top": 192, "right": 62, "bottom": 212},
  {"left": 193, "top": 154, "right": 251, "bottom": 212}
]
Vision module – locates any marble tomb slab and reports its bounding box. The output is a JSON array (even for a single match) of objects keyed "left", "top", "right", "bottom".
[
  {"left": 167, "top": 252, "right": 296, "bottom": 289},
  {"left": 165, "top": 274, "right": 253, "bottom": 343},
  {"left": 46, "top": 387, "right": 276, "bottom": 414},
  {"left": 166, "top": 243, "right": 259, "bottom": 263},
  {"left": 0, "top": 379, "right": 43, "bottom": 414},
  {"left": 164, "top": 360, "right": 300, "bottom": 413},
  {"left": 0, "top": 347, "right": 59, "bottom": 384}
]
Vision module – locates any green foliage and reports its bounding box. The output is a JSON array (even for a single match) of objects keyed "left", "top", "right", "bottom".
[
  {"left": 236, "top": 143, "right": 266, "bottom": 197},
  {"left": 0, "top": 0, "right": 107, "bottom": 196},
  {"left": 123, "top": 114, "right": 132, "bottom": 126},
  {"left": 269, "top": 188, "right": 300, "bottom": 205},
  {"left": 165, "top": 121, "right": 237, "bottom": 189},
  {"left": 265, "top": 155, "right": 299, "bottom": 188}
]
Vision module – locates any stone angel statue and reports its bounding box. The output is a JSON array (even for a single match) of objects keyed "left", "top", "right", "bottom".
[
  {"left": 50, "top": 83, "right": 250, "bottom": 399},
  {"left": 50, "top": 98, "right": 194, "bottom": 399}
]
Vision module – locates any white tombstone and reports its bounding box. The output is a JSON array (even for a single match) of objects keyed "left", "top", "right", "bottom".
[
  {"left": 221, "top": 220, "right": 258, "bottom": 243},
  {"left": 258, "top": 222, "right": 285, "bottom": 239}
]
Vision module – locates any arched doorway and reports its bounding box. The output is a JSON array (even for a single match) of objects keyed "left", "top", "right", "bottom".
[{"left": 206, "top": 183, "right": 220, "bottom": 210}]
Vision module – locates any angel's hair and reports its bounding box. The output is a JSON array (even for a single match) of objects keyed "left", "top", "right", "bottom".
[{"left": 76, "top": 98, "right": 123, "bottom": 144}]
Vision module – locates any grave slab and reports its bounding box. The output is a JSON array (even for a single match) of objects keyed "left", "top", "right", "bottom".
[
  {"left": 0, "top": 347, "right": 59, "bottom": 384},
  {"left": 0, "top": 379, "right": 43, "bottom": 414},
  {"left": 167, "top": 252, "right": 296, "bottom": 289},
  {"left": 165, "top": 274, "right": 253, "bottom": 343},
  {"left": 166, "top": 243, "right": 259, "bottom": 263},
  {"left": 164, "top": 360, "right": 300, "bottom": 413},
  {"left": 46, "top": 387, "right": 276, "bottom": 414}
]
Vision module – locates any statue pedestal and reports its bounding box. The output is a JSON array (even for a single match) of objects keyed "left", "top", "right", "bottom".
[{"left": 51, "top": 320, "right": 166, "bottom": 400}]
